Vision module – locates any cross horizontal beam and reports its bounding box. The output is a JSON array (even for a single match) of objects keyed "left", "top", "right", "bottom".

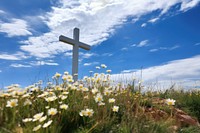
[{"left": 59, "top": 35, "right": 90, "bottom": 50}]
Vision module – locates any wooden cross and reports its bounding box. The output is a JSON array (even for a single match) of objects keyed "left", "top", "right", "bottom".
[{"left": 59, "top": 28, "right": 91, "bottom": 81}]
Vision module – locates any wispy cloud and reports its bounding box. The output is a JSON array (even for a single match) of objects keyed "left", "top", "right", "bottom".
[
  {"left": 0, "top": 70, "right": 2, "bottom": 73},
  {"left": 18, "top": 0, "right": 199, "bottom": 58},
  {"left": 180, "top": 0, "right": 200, "bottom": 11},
  {"left": 121, "top": 47, "right": 128, "bottom": 51},
  {"left": 83, "top": 62, "right": 99, "bottom": 66},
  {"left": 194, "top": 42, "right": 200, "bottom": 46},
  {"left": 148, "top": 17, "right": 159, "bottom": 23},
  {"left": 141, "top": 23, "right": 147, "bottom": 27},
  {"left": 0, "top": 52, "right": 29, "bottom": 60},
  {"left": 132, "top": 40, "right": 149, "bottom": 47},
  {"left": 0, "top": 18, "right": 32, "bottom": 37},
  {"left": 112, "top": 55, "right": 200, "bottom": 87},
  {"left": 149, "top": 45, "right": 180, "bottom": 52},
  {"left": 29, "top": 60, "right": 59, "bottom": 66},
  {"left": 10, "top": 63, "right": 31, "bottom": 68},
  {"left": 102, "top": 53, "right": 113, "bottom": 57}
]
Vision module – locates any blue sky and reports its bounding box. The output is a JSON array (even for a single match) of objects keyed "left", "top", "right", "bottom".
[{"left": 0, "top": 0, "right": 200, "bottom": 88}]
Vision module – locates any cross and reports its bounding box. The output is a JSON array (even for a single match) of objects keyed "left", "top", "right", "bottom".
[{"left": 59, "top": 28, "right": 91, "bottom": 81}]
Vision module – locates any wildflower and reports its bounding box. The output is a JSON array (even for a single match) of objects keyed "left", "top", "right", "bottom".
[
  {"left": 39, "top": 115, "right": 47, "bottom": 122},
  {"left": 62, "top": 91, "right": 69, "bottom": 95},
  {"left": 79, "top": 110, "right": 86, "bottom": 117},
  {"left": 60, "top": 104, "right": 69, "bottom": 110},
  {"left": 22, "top": 118, "right": 33, "bottom": 123},
  {"left": 85, "top": 109, "right": 94, "bottom": 117},
  {"left": 62, "top": 75, "right": 67, "bottom": 81},
  {"left": 109, "top": 98, "right": 115, "bottom": 103},
  {"left": 101, "top": 64, "right": 107, "bottom": 68},
  {"left": 91, "top": 88, "right": 98, "bottom": 94},
  {"left": 55, "top": 72, "right": 61, "bottom": 78},
  {"left": 33, "top": 112, "right": 44, "bottom": 121},
  {"left": 98, "top": 102, "right": 105, "bottom": 106},
  {"left": 112, "top": 106, "right": 119, "bottom": 112},
  {"left": 33, "top": 125, "right": 41, "bottom": 132},
  {"left": 165, "top": 98, "right": 176, "bottom": 106},
  {"left": 64, "top": 71, "right": 69, "bottom": 75},
  {"left": 30, "top": 87, "right": 39, "bottom": 92},
  {"left": 60, "top": 95, "right": 67, "bottom": 100},
  {"left": 96, "top": 66, "right": 100, "bottom": 69},
  {"left": 106, "top": 70, "right": 112, "bottom": 73},
  {"left": 79, "top": 84, "right": 84, "bottom": 89},
  {"left": 82, "top": 87, "right": 89, "bottom": 92},
  {"left": 48, "top": 108, "right": 57, "bottom": 116},
  {"left": 94, "top": 93, "right": 103, "bottom": 103},
  {"left": 6, "top": 99, "right": 18, "bottom": 108},
  {"left": 45, "top": 96, "right": 57, "bottom": 102},
  {"left": 24, "top": 99, "right": 32, "bottom": 106},
  {"left": 104, "top": 89, "right": 111, "bottom": 96},
  {"left": 84, "top": 95, "right": 89, "bottom": 99},
  {"left": 43, "top": 120, "right": 53, "bottom": 128},
  {"left": 79, "top": 109, "right": 94, "bottom": 117}
]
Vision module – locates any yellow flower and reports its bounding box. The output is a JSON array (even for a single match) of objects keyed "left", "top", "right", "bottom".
[
  {"left": 165, "top": 98, "right": 176, "bottom": 106},
  {"left": 60, "top": 104, "right": 69, "bottom": 110},
  {"left": 33, "top": 112, "right": 44, "bottom": 121},
  {"left": 109, "top": 98, "right": 115, "bottom": 103},
  {"left": 43, "top": 120, "right": 53, "bottom": 128},
  {"left": 33, "top": 125, "right": 41, "bottom": 132},
  {"left": 6, "top": 99, "right": 18, "bottom": 108},
  {"left": 48, "top": 108, "right": 57, "bottom": 116},
  {"left": 112, "top": 106, "right": 119, "bottom": 112}
]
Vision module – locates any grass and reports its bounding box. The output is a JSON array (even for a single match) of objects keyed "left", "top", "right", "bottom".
[{"left": 0, "top": 70, "right": 200, "bottom": 133}]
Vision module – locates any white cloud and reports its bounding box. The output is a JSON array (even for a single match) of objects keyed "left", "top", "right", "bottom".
[
  {"left": 10, "top": 64, "right": 31, "bottom": 68},
  {"left": 102, "top": 53, "right": 113, "bottom": 56},
  {"left": 0, "top": 70, "right": 2, "bottom": 73},
  {"left": 141, "top": 23, "right": 147, "bottom": 27},
  {"left": 148, "top": 17, "right": 159, "bottom": 23},
  {"left": 80, "top": 52, "right": 96, "bottom": 59},
  {"left": 29, "top": 60, "right": 59, "bottom": 66},
  {"left": 180, "top": 0, "right": 200, "bottom": 11},
  {"left": 194, "top": 42, "right": 200, "bottom": 46},
  {"left": 0, "top": 18, "right": 32, "bottom": 37},
  {"left": 121, "top": 47, "right": 128, "bottom": 51},
  {"left": 0, "top": 10, "right": 5, "bottom": 14},
  {"left": 111, "top": 55, "right": 200, "bottom": 88},
  {"left": 83, "top": 61, "right": 99, "bottom": 66},
  {"left": 132, "top": 40, "right": 149, "bottom": 47},
  {"left": 0, "top": 52, "right": 29, "bottom": 60},
  {"left": 19, "top": 0, "right": 199, "bottom": 58},
  {"left": 149, "top": 45, "right": 180, "bottom": 52}
]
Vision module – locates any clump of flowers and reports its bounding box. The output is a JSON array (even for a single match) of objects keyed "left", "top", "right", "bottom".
[{"left": 79, "top": 109, "right": 94, "bottom": 117}]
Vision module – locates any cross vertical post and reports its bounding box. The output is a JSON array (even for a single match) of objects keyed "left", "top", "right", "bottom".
[
  {"left": 72, "top": 28, "right": 79, "bottom": 81},
  {"left": 59, "top": 28, "right": 91, "bottom": 82}
]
